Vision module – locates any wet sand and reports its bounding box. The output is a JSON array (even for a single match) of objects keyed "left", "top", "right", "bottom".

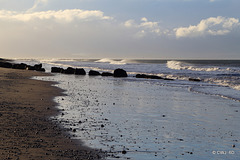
[{"left": 0, "top": 67, "right": 104, "bottom": 159}]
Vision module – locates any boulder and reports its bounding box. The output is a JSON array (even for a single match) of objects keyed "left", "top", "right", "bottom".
[
  {"left": 26, "top": 65, "right": 35, "bottom": 70},
  {"left": 12, "top": 63, "right": 27, "bottom": 70},
  {"left": 34, "top": 64, "right": 42, "bottom": 71},
  {"left": 148, "top": 75, "right": 162, "bottom": 79},
  {"left": 39, "top": 68, "right": 46, "bottom": 72},
  {"left": 51, "top": 67, "right": 63, "bottom": 73},
  {"left": 136, "top": 74, "right": 163, "bottom": 79},
  {"left": 0, "top": 62, "right": 13, "bottom": 68},
  {"left": 114, "top": 68, "right": 128, "bottom": 77},
  {"left": 89, "top": 70, "right": 101, "bottom": 76},
  {"left": 101, "top": 72, "right": 113, "bottom": 76},
  {"left": 164, "top": 78, "right": 174, "bottom": 81},
  {"left": 63, "top": 67, "right": 75, "bottom": 74},
  {"left": 75, "top": 68, "right": 86, "bottom": 75},
  {"left": 136, "top": 74, "right": 148, "bottom": 78},
  {"left": 189, "top": 78, "right": 201, "bottom": 82}
]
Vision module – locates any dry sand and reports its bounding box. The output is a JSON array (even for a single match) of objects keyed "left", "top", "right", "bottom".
[{"left": 0, "top": 67, "right": 105, "bottom": 160}]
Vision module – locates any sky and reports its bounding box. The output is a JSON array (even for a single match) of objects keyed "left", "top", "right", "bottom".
[{"left": 0, "top": 0, "right": 240, "bottom": 59}]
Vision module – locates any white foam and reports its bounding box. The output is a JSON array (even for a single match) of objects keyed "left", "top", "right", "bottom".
[
  {"left": 95, "top": 58, "right": 127, "bottom": 65},
  {"left": 233, "top": 85, "right": 240, "bottom": 91},
  {"left": 167, "top": 61, "right": 220, "bottom": 72},
  {"left": 204, "top": 78, "right": 240, "bottom": 91},
  {"left": 166, "top": 61, "right": 185, "bottom": 70}
]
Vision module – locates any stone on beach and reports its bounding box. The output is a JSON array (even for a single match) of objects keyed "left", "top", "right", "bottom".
[
  {"left": 0, "top": 62, "right": 13, "bottom": 68},
  {"left": 101, "top": 72, "right": 113, "bottom": 76},
  {"left": 189, "top": 78, "right": 201, "bottom": 82},
  {"left": 34, "top": 64, "right": 43, "bottom": 71},
  {"left": 0, "top": 60, "right": 45, "bottom": 72},
  {"left": 63, "top": 67, "right": 76, "bottom": 74},
  {"left": 51, "top": 67, "right": 64, "bottom": 73},
  {"left": 12, "top": 63, "right": 27, "bottom": 70},
  {"left": 136, "top": 74, "right": 165, "bottom": 80},
  {"left": 26, "top": 65, "right": 35, "bottom": 70},
  {"left": 114, "top": 68, "right": 128, "bottom": 77},
  {"left": 75, "top": 68, "right": 86, "bottom": 75},
  {"left": 89, "top": 70, "right": 101, "bottom": 76}
]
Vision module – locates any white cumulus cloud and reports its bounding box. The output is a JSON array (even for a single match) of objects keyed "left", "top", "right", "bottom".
[
  {"left": 0, "top": 9, "right": 113, "bottom": 23},
  {"left": 124, "top": 17, "right": 161, "bottom": 37},
  {"left": 174, "top": 16, "right": 240, "bottom": 38}
]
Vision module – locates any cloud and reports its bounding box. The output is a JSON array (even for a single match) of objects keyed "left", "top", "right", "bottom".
[
  {"left": 0, "top": 9, "right": 113, "bottom": 23},
  {"left": 124, "top": 17, "right": 161, "bottom": 37},
  {"left": 174, "top": 16, "right": 240, "bottom": 38},
  {"left": 124, "top": 19, "right": 135, "bottom": 28},
  {"left": 27, "top": 0, "right": 49, "bottom": 12},
  {"left": 0, "top": 7, "right": 116, "bottom": 58}
]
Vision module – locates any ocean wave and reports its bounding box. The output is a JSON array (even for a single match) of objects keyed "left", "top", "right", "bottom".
[
  {"left": 167, "top": 61, "right": 220, "bottom": 72},
  {"left": 95, "top": 58, "right": 127, "bottom": 65},
  {"left": 205, "top": 78, "right": 240, "bottom": 91}
]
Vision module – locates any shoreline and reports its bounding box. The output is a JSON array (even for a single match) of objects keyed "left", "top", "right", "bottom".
[{"left": 0, "top": 67, "right": 105, "bottom": 159}]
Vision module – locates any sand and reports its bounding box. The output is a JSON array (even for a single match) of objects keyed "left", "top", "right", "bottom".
[{"left": 0, "top": 67, "right": 104, "bottom": 160}]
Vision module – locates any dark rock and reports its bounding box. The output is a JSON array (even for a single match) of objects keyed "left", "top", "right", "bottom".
[
  {"left": 0, "top": 62, "right": 13, "bottom": 68},
  {"left": 26, "top": 65, "right": 35, "bottom": 70},
  {"left": 114, "top": 68, "right": 128, "bottom": 77},
  {"left": 51, "top": 67, "right": 64, "bottom": 73},
  {"left": 136, "top": 74, "right": 163, "bottom": 79},
  {"left": 75, "top": 68, "right": 86, "bottom": 75},
  {"left": 39, "top": 68, "right": 45, "bottom": 72},
  {"left": 101, "top": 72, "right": 113, "bottom": 76},
  {"left": 189, "top": 78, "right": 201, "bottom": 82},
  {"left": 64, "top": 67, "right": 75, "bottom": 74},
  {"left": 12, "top": 63, "right": 27, "bottom": 70},
  {"left": 164, "top": 78, "right": 174, "bottom": 81},
  {"left": 136, "top": 74, "right": 147, "bottom": 78},
  {"left": 148, "top": 75, "right": 162, "bottom": 79},
  {"left": 89, "top": 70, "right": 101, "bottom": 76},
  {"left": 122, "top": 150, "right": 127, "bottom": 154},
  {"left": 34, "top": 64, "right": 42, "bottom": 71}
]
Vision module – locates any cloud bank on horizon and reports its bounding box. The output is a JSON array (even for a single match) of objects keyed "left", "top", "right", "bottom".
[{"left": 0, "top": 0, "right": 239, "bottom": 59}]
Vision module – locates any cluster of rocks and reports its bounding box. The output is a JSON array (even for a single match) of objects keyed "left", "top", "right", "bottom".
[
  {"left": 51, "top": 67, "right": 128, "bottom": 77},
  {"left": 51, "top": 67, "right": 190, "bottom": 81},
  {"left": 0, "top": 61, "right": 45, "bottom": 72},
  {"left": 0, "top": 60, "right": 201, "bottom": 82}
]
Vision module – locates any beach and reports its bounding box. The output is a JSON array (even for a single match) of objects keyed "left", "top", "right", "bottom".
[
  {"left": 0, "top": 67, "right": 104, "bottom": 159},
  {"left": 40, "top": 73, "right": 240, "bottom": 160},
  {"left": 1, "top": 58, "right": 240, "bottom": 160}
]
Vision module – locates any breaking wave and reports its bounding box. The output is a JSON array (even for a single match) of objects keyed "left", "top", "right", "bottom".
[
  {"left": 167, "top": 61, "right": 220, "bottom": 72},
  {"left": 95, "top": 58, "right": 128, "bottom": 65}
]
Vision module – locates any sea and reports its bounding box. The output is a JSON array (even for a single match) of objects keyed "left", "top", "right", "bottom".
[{"left": 14, "top": 58, "right": 240, "bottom": 160}]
